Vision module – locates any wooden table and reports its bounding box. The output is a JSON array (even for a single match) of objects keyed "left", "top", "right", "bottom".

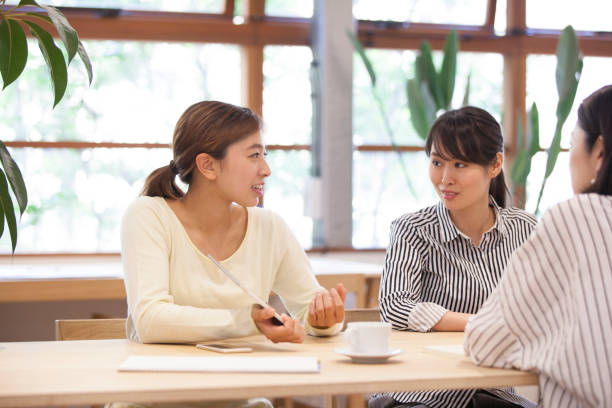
[{"left": 0, "top": 331, "right": 537, "bottom": 407}]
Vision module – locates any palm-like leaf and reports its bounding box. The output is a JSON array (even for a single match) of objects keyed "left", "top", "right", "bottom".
[
  {"left": 439, "top": 30, "right": 458, "bottom": 109},
  {"left": 535, "top": 25, "right": 582, "bottom": 213},
  {"left": 0, "top": 18, "right": 28, "bottom": 89},
  {"left": 24, "top": 20, "right": 68, "bottom": 107}
]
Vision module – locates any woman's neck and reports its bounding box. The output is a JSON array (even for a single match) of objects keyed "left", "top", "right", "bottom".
[
  {"left": 448, "top": 200, "right": 495, "bottom": 246},
  {"left": 179, "top": 187, "right": 235, "bottom": 233}
]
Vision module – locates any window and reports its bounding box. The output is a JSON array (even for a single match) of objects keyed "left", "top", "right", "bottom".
[
  {"left": 262, "top": 46, "right": 314, "bottom": 248},
  {"left": 352, "top": 49, "right": 503, "bottom": 247},
  {"left": 527, "top": 0, "right": 612, "bottom": 32},
  {"left": 0, "top": 40, "right": 241, "bottom": 253},
  {"left": 524, "top": 55, "right": 612, "bottom": 214},
  {"left": 353, "top": 0, "right": 489, "bottom": 24}
]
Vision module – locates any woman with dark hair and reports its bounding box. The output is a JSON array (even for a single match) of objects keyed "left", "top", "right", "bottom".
[
  {"left": 465, "top": 86, "right": 612, "bottom": 408},
  {"left": 372, "top": 106, "right": 537, "bottom": 408},
  {"left": 118, "top": 101, "right": 346, "bottom": 408}
]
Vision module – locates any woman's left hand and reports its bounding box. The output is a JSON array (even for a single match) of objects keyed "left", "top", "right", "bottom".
[{"left": 307, "top": 283, "right": 347, "bottom": 329}]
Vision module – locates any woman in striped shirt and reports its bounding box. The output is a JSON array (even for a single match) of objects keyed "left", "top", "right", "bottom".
[
  {"left": 465, "top": 86, "right": 612, "bottom": 407},
  {"left": 372, "top": 106, "right": 537, "bottom": 408}
]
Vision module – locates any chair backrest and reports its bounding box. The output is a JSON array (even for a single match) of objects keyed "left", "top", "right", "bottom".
[
  {"left": 55, "top": 318, "right": 127, "bottom": 340},
  {"left": 342, "top": 307, "right": 380, "bottom": 330},
  {"left": 316, "top": 273, "right": 368, "bottom": 308}
]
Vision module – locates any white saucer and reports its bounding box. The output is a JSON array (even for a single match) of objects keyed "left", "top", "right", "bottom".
[{"left": 334, "top": 347, "right": 403, "bottom": 363}]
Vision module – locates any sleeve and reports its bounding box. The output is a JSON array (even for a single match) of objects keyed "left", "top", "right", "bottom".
[
  {"left": 463, "top": 287, "right": 522, "bottom": 369},
  {"left": 121, "top": 199, "right": 257, "bottom": 344},
  {"left": 270, "top": 215, "right": 342, "bottom": 337},
  {"left": 379, "top": 219, "right": 448, "bottom": 332},
  {"left": 465, "top": 204, "right": 573, "bottom": 371}
]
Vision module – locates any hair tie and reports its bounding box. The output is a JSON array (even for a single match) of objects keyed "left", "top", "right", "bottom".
[{"left": 169, "top": 160, "right": 179, "bottom": 175}]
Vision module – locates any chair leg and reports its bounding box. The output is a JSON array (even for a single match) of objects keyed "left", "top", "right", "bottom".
[{"left": 347, "top": 394, "right": 367, "bottom": 408}]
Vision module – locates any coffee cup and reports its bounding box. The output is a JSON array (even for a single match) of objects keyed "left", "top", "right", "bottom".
[{"left": 345, "top": 321, "right": 391, "bottom": 354}]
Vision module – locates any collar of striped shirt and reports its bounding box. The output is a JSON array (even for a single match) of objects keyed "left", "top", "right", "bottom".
[{"left": 435, "top": 196, "right": 508, "bottom": 243}]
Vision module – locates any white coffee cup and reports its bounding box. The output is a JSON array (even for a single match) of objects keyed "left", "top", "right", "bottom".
[{"left": 345, "top": 321, "right": 391, "bottom": 354}]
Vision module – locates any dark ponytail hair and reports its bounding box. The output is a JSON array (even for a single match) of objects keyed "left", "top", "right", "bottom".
[
  {"left": 578, "top": 84, "right": 612, "bottom": 196},
  {"left": 141, "top": 101, "right": 262, "bottom": 198},
  {"left": 425, "top": 106, "right": 508, "bottom": 207}
]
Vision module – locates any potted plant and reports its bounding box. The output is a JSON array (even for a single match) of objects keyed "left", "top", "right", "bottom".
[{"left": 0, "top": 0, "right": 92, "bottom": 252}]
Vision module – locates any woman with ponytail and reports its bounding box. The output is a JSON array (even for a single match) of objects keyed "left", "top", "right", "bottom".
[
  {"left": 120, "top": 101, "right": 346, "bottom": 406},
  {"left": 372, "top": 106, "right": 537, "bottom": 408}
]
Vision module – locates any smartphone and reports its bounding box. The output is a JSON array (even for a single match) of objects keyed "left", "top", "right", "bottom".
[{"left": 196, "top": 343, "right": 253, "bottom": 353}]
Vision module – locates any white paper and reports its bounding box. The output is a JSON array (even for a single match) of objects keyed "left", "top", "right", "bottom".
[
  {"left": 424, "top": 344, "right": 465, "bottom": 356},
  {"left": 118, "top": 355, "right": 320, "bottom": 373}
]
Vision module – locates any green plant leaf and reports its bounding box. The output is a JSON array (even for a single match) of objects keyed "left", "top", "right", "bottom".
[
  {"left": 535, "top": 26, "right": 583, "bottom": 213},
  {"left": 0, "top": 18, "right": 28, "bottom": 89},
  {"left": 77, "top": 40, "right": 93, "bottom": 85},
  {"left": 555, "top": 26, "right": 583, "bottom": 122},
  {"left": 39, "top": 4, "right": 79, "bottom": 63},
  {"left": 406, "top": 79, "right": 429, "bottom": 140},
  {"left": 439, "top": 30, "right": 458, "bottom": 110},
  {"left": 346, "top": 29, "right": 376, "bottom": 86},
  {"left": 527, "top": 103, "right": 540, "bottom": 157},
  {"left": 0, "top": 168, "right": 18, "bottom": 253},
  {"left": 23, "top": 20, "right": 67, "bottom": 107},
  {"left": 510, "top": 113, "right": 526, "bottom": 186},
  {"left": 0, "top": 198, "right": 4, "bottom": 238},
  {"left": 0, "top": 141, "right": 27, "bottom": 215},
  {"left": 462, "top": 71, "right": 471, "bottom": 106},
  {"left": 418, "top": 41, "right": 443, "bottom": 110}
]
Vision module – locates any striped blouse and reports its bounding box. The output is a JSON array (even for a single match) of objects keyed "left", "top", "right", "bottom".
[
  {"left": 379, "top": 200, "right": 537, "bottom": 408},
  {"left": 464, "top": 194, "right": 612, "bottom": 408}
]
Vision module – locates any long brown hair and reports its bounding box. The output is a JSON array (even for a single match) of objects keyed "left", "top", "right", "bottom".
[
  {"left": 578, "top": 85, "right": 612, "bottom": 196},
  {"left": 141, "top": 101, "right": 262, "bottom": 198},
  {"left": 425, "top": 106, "right": 509, "bottom": 207}
]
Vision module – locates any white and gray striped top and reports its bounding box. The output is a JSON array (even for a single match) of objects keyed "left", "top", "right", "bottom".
[
  {"left": 379, "top": 200, "right": 537, "bottom": 408},
  {"left": 465, "top": 194, "right": 612, "bottom": 408}
]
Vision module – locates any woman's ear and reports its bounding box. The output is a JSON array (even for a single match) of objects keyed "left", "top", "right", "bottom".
[
  {"left": 195, "top": 153, "right": 218, "bottom": 181},
  {"left": 593, "top": 135, "right": 604, "bottom": 173},
  {"left": 490, "top": 152, "right": 504, "bottom": 179}
]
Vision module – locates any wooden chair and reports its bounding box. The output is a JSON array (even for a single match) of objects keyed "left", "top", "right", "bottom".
[
  {"left": 316, "top": 274, "right": 368, "bottom": 308},
  {"left": 55, "top": 318, "right": 126, "bottom": 341},
  {"left": 343, "top": 307, "right": 380, "bottom": 329}
]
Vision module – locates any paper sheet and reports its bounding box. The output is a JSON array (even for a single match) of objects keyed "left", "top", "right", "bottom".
[
  {"left": 424, "top": 344, "right": 465, "bottom": 356},
  {"left": 118, "top": 355, "right": 320, "bottom": 373}
]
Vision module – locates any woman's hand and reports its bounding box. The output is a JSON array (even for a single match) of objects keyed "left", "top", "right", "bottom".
[
  {"left": 307, "top": 283, "right": 347, "bottom": 329},
  {"left": 251, "top": 306, "right": 305, "bottom": 343}
]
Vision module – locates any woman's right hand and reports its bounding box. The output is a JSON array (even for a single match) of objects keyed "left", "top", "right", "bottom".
[{"left": 251, "top": 306, "right": 305, "bottom": 343}]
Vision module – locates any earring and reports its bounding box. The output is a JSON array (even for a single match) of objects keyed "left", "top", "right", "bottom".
[{"left": 590, "top": 177, "right": 596, "bottom": 185}]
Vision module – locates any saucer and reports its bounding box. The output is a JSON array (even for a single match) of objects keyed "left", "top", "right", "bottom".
[{"left": 334, "top": 347, "right": 403, "bottom": 364}]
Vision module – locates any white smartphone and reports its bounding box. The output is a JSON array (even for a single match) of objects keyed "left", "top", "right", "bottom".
[{"left": 196, "top": 343, "right": 253, "bottom": 353}]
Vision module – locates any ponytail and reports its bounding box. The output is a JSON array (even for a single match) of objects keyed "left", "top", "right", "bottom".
[
  {"left": 490, "top": 170, "right": 508, "bottom": 207},
  {"left": 141, "top": 164, "right": 184, "bottom": 199}
]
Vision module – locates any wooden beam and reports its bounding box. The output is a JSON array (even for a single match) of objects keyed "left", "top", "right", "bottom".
[
  {"left": 503, "top": 0, "right": 526, "bottom": 206},
  {"left": 241, "top": 45, "right": 264, "bottom": 118},
  {"left": 25, "top": 8, "right": 612, "bottom": 56},
  {"left": 485, "top": 0, "right": 497, "bottom": 28},
  {"left": 223, "top": 0, "right": 235, "bottom": 18},
  {"left": 241, "top": 0, "right": 266, "bottom": 118}
]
